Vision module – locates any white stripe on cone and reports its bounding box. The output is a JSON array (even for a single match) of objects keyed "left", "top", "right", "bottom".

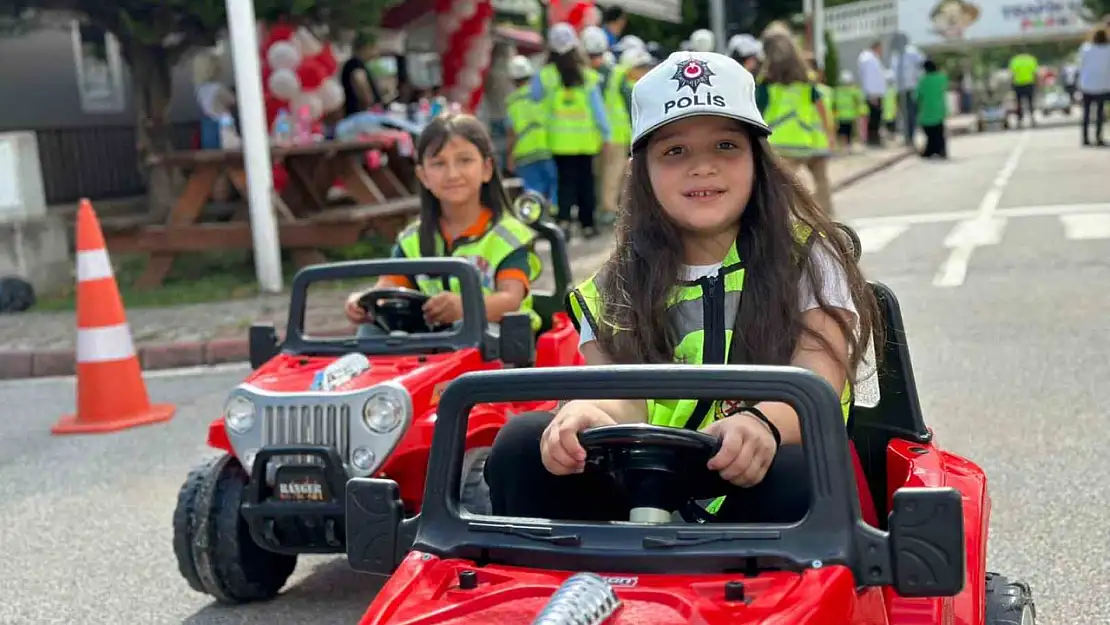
[
  {"left": 76, "top": 323, "right": 136, "bottom": 363},
  {"left": 77, "top": 249, "right": 114, "bottom": 282}
]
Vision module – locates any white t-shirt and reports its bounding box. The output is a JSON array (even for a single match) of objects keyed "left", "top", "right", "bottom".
[
  {"left": 195, "top": 82, "right": 227, "bottom": 120},
  {"left": 578, "top": 241, "right": 857, "bottom": 348}
]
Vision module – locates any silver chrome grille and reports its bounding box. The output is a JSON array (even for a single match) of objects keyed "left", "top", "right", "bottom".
[{"left": 262, "top": 404, "right": 351, "bottom": 458}]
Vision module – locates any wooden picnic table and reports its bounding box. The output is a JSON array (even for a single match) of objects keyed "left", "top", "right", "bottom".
[{"left": 104, "top": 135, "right": 424, "bottom": 289}]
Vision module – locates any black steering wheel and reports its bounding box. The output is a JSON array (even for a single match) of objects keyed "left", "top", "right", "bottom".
[
  {"left": 357, "top": 287, "right": 443, "bottom": 334},
  {"left": 578, "top": 424, "right": 728, "bottom": 521}
]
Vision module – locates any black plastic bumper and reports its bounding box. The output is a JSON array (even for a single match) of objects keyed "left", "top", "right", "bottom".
[{"left": 241, "top": 445, "right": 349, "bottom": 555}]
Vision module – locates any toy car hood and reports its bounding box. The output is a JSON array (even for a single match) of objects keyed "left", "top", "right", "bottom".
[
  {"left": 366, "top": 555, "right": 862, "bottom": 624},
  {"left": 243, "top": 351, "right": 437, "bottom": 393}
]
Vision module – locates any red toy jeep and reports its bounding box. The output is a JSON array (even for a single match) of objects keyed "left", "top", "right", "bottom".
[
  {"left": 172, "top": 193, "right": 583, "bottom": 604},
  {"left": 344, "top": 275, "right": 1037, "bottom": 624}
]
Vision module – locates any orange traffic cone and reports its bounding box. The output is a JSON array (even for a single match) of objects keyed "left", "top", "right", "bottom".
[{"left": 51, "top": 199, "right": 176, "bottom": 435}]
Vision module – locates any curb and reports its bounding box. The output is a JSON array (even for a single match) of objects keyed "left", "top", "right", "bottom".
[{"left": 0, "top": 147, "right": 922, "bottom": 382}]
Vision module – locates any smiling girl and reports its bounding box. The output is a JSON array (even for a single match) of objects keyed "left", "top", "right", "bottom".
[{"left": 484, "top": 52, "right": 879, "bottom": 523}]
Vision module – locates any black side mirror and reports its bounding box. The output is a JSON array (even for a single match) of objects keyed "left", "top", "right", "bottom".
[
  {"left": 498, "top": 312, "right": 536, "bottom": 367},
  {"left": 346, "top": 478, "right": 412, "bottom": 577},
  {"left": 888, "top": 487, "right": 965, "bottom": 597},
  {"left": 248, "top": 323, "right": 281, "bottom": 369}
]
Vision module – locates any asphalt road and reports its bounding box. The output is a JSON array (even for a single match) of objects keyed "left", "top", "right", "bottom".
[{"left": 2, "top": 123, "right": 1106, "bottom": 625}]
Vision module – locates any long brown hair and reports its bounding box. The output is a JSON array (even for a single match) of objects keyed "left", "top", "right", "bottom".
[
  {"left": 760, "top": 31, "right": 812, "bottom": 85},
  {"left": 595, "top": 127, "right": 880, "bottom": 386},
  {"left": 414, "top": 112, "right": 510, "bottom": 256},
  {"left": 549, "top": 50, "right": 585, "bottom": 87}
]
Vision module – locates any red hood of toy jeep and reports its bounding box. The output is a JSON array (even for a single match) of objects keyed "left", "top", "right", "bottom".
[
  {"left": 359, "top": 553, "right": 863, "bottom": 625},
  {"left": 242, "top": 350, "right": 491, "bottom": 394}
]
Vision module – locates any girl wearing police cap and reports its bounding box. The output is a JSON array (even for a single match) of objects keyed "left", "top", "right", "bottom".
[{"left": 485, "top": 52, "right": 878, "bottom": 524}]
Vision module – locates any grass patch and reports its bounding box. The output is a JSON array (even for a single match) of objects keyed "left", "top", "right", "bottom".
[{"left": 34, "top": 235, "right": 393, "bottom": 311}]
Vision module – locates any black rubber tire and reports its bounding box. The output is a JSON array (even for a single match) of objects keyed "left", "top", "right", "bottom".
[
  {"left": 460, "top": 447, "right": 492, "bottom": 515},
  {"left": 985, "top": 572, "right": 1036, "bottom": 624},
  {"left": 835, "top": 223, "right": 863, "bottom": 262},
  {"left": 172, "top": 456, "right": 214, "bottom": 593},
  {"left": 184, "top": 454, "right": 298, "bottom": 604},
  {"left": 0, "top": 276, "right": 35, "bottom": 314}
]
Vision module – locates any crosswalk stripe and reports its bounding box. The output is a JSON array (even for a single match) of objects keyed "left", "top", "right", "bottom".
[
  {"left": 943, "top": 217, "right": 1007, "bottom": 248},
  {"left": 1059, "top": 213, "right": 1110, "bottom": 240},
  {"left": 855, "top": 224, "right": 909, "bottom": 254}
]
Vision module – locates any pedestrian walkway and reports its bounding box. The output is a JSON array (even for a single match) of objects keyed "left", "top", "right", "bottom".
[
  {"left": 848, "top": 202, "right": 1110, "bottom": 288},
  {"left": 0, "top": 145, "right": 912, "bottom": 379}
]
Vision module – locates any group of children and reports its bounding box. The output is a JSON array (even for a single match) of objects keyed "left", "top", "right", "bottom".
[
  {"left": 831, "top": 62, "right": 949, "bottom": 159},
  {"left": 344, "top": 47, "right": 877, "bottom": 524}
]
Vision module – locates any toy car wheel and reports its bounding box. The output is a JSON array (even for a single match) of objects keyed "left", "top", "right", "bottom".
[
  {"left": 174, "top": 454, "right": 298, "bottom": 604},
  {"left": 460, "top": 447, "right": 493, "bottom": 515},
  {"left": 985, "top": 572, "right": 1036, "bottom": 624}
]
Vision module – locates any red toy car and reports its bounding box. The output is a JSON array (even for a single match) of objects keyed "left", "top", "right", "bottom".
[
  {"left": 172, "top": 193, "right": 583, "bottom": 604},
  {"left": 344, "top": 276, "right": 1037, "bottom": 624}
]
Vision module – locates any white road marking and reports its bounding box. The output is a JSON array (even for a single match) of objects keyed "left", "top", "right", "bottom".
[
  {"left": 847, "top": 203, "right": 1110, "bottom": 229},
  {"left": 1060, "top": 213, "right": 1110, "bottom": 240},
  {"left": 856, "top": 224, "right": 910, "bottom": 254},
  {"left": 933, "top": 132, "right": 1030, "bottom": 287}
]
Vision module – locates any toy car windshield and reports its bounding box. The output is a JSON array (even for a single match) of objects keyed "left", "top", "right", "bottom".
[
  {"left": 279, "top": 257, "right": 492, "bottom": 358},
  {"left": 347, "top": 365, "right": 967, "bottom": 598}
]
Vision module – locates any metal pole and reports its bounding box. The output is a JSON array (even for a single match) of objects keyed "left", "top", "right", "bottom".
[
  {"left": 814, "top": 0, "right": 825, "bottom": 69},
  {"left": 709, "top": 0, "right": 727, "bottom": 54},
  {"left": 226, "top": 0, "right": 283, "bottom": 293}
]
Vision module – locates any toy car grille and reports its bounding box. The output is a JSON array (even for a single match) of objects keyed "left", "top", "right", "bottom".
[{"left": 261, "top": 404, "right": 351, "bottom": 459}]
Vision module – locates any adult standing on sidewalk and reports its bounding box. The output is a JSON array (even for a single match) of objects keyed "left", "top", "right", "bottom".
[
  {"left": 1008, "top": 50, "right": 1039, "bottom": 128},
  {"left": 532, "top": 23, "right": 611, "bottom": 240},
  {"left": 759, "top": 31, "right": 836, "bottom": 215},
  {"left": 1078, "top": 27, "right": 1110, "bottom": 147},
  {"left": 857, "top": 40, "right": 886, "bottom": 147},
  {"left": 916, "top": 59, "right": 949, "bottom": 159}
]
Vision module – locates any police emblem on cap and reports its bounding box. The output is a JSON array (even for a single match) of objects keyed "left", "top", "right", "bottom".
[{"left": 671, "top": 58, "right": 715, "bottom": 93}]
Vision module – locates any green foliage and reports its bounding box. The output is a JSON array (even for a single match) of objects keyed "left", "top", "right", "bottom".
[
  {"left": 1081, "top": 0, "right": 1110, "bottom": 21},
  {"left": 623, "top": 0, "right": 804, "bottom": 51},
  {"left": 823, "top": 29, "right": 839, "bottom": 86}
]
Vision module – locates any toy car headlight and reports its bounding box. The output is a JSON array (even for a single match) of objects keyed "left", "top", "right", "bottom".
[
  {"left": 224, "top": 396, "right": 255, "bottom": 433},
  {"left": 362, "top": 383, "right": 411, "bottom": 434}
]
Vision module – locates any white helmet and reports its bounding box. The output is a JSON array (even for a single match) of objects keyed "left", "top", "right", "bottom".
[
  {"left": 615, "top": 34, "right": 645, "bottom": 53},
  {"left": 689, "top": 29, "right": 715, "bottom": 53},
  {"left": 508, "top": 55, "right": 534, "bottom": 80},
  {"left": 727, "top": 34, "right": 761, "bottom": 59},
  {"left": 840, "top": 69, "right": 855, "bottom": 84},
  {"left": 581, "top": 26, "right": 609, "bottom": 56},
  {"left": 619, "top": 46, "right": 654, "bottom": 69}
]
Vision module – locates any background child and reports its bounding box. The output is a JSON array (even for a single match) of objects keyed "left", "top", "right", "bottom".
[{"left": 505, "top": 55, "right": 558, "bottom": 207}]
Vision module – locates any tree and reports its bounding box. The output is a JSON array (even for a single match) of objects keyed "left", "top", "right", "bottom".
[
  {"left": 824, "top": 29, "right": 839, "bottom": 86},
  {"left": 624, "top": 0, "right": 804, "bottom": 52},
  {"left": 1081, "top": 0, "right": 1110, "bottom": 21},
  {"left": 0, "top": 0, "right": 393, "bottom": 217}
]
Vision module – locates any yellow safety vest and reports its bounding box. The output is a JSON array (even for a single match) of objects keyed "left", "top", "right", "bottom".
[
  {"left": 397, "top": 214, "right": 544, "bottom": 331},
  {"left": 506, "top": 85, "right": 551, "bottom": 167},
  {"left": 566, "top": 227, "right": 853, "bottom": 430},
  {"left": 540, "top": 64, "right": 603, "bottom": 156},
  {"left": 833, "top": 85, "right": 865, "bottom": 122},
  {"left": 765, "top": 82, "right": 829, "bottom": 157},
  {"left": 883, "top": 87, "right": 898, "bottom": 122},
  {"left": 602, "top": 65, "right": 632, "bottom": 145}
]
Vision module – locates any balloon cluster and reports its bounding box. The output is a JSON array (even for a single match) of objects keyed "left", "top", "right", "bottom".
[
  {"left": 548, "top": 0, "right": 599, "bottom": 30},
  {"left": 261, "top": 24, "right": 344, "bottom": 129},
  {"left": 435, "top": 0, "right": 494, "bottom": 112}
]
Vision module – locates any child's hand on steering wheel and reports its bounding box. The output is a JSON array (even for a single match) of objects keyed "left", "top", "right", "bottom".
[
  {"left": 541, "top": 401, "right": 617, "bottom": 476},
  {"left": 422, "top": 292, "right": 463, "bottom": 325},
  {"left": 703, "top": 413, "right": 778, "bottom": 487},
  {"left": 344, "top": 291, "right": 371, "bottom": 324}
]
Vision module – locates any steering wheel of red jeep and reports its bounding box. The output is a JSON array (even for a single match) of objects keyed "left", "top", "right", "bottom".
[
  {"left": 578, "top": 424, "right": 725, "bottom": 519},
  {"left": 358, "top": 287, "right": 439, "bottom": 334}
]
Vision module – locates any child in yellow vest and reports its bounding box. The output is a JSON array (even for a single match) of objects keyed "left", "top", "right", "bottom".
[
  {"left": 833, "top": 70, "right": 866, "bottom": 151},
  {"left": 597, "top": 47, "right": 656, "bottom": 225},
  {"left": 505, "top": 55, "right": 558, "bottom": 208},
  {"left": 882, "top": 69, "right": 899, "bottom": 137}
]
